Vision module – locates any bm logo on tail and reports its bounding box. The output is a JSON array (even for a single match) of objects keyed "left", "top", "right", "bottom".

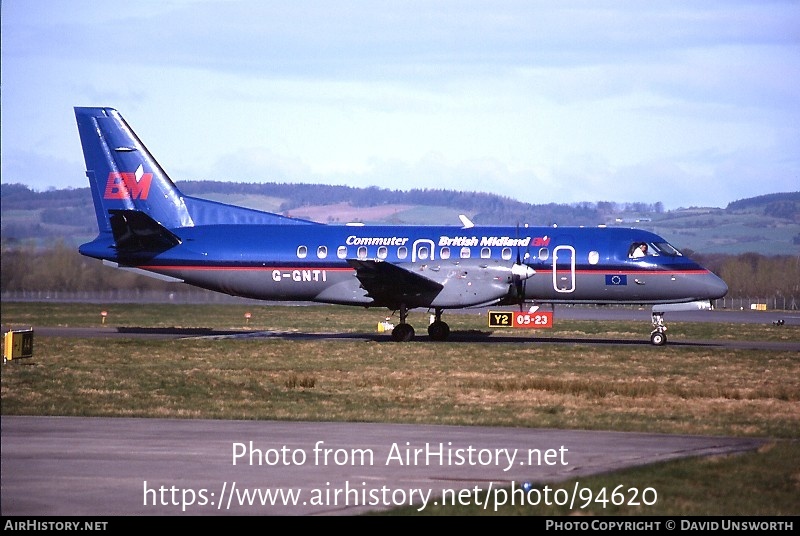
[{"left": 103, "top": 165, "right": 153, "bottom": 200}]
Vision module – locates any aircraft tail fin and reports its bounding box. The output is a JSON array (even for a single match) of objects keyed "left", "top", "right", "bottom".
[
  {"left": 75, "top": 107, "right": 193, "bottom": 234},
  {"left": 75, "top": 107, "right": 320, "bottom": 232}
]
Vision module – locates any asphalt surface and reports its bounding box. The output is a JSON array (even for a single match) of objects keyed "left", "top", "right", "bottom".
[
  {"left": 15, "top": 306, "right": 800, "bottom": 351},
  {"left": 1, "top": 416, "right": 767, "bottom": 516},
  {"left": 1, "top": 306, "right": 796, "bottom": 516}
]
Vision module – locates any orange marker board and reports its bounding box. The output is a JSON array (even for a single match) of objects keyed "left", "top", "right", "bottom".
[{"left": 488, "top": 311, "right": 553, "bottom": 329}]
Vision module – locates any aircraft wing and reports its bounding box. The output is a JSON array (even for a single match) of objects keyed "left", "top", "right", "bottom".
[{"left": 347, "top": 259, "right": 444, "bottom": 308}]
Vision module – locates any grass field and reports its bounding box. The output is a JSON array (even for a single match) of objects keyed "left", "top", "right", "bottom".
[{"left": 1, "top": 302, "right": 798, "bottom": 515}]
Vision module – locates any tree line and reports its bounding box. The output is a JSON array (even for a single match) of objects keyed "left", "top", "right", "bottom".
[
  {"left": 2, "top": 243, "right": 797, "bottom": 305},
  {"left": 4, "top": 182, "right": 797, "bottom": 249}
]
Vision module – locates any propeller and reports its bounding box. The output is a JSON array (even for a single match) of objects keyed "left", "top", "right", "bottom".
[
  {"left": 511, "top": 223, "right": 535, "bottom": 311},
  {"left": 513, "top": 246, "right": 525, "bottom": 310}
]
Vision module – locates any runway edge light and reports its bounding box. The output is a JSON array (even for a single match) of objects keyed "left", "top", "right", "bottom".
[{"left": 3, "top": 328, "right": 34, "bottom": 364}]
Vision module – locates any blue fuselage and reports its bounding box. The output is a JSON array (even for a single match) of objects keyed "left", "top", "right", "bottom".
[{"left": 80, "top": 223, "right": 728, "bottom": 309}]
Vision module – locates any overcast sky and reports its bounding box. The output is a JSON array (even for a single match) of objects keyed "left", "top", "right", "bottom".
[{"left": 2, "top": 0, "right": 798, "bottom": 209}]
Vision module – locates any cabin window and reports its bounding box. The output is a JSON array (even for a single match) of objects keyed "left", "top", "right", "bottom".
[
  {"left": 538, "top": 247, "right": 549, "bottom": 261},
  {"left": 480, "top": 247, "right": 491, "bottom": 259},
  {"left": 317, "top": 246, "right": 328, "bottom": 259},
  {"left": 357, "top": 246, "right": 368, "bottom": 259},
  {"left": 501, "top": 247, "right": 512, "bottom": 261},
  {"left": 460, "top": 247, "right": 471, "bottom": 259},
  {"left": 297, "top": 245, "right": 308, "bottom": 259},
  {"left": 588, "top": 250, "right": 600, "bottom": 265},
  {"left": 440, "top": 247, "right": 451, "bottom": 260},
  {"left": 417, "top": 246, "right": 429, "bottom": 260},
  {"left": 398, "top": 246, "right": 408, "bottom": 260},
  {"left": 377, "top": 246, "right": 388, "bottom": 259},
  {"left": 337, "top": 246, "right": 347, "bottom": 259}
]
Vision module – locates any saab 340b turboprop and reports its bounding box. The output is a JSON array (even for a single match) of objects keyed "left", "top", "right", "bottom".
[{"left": 75, "top": 107, "right": 728, "bottom": 345}]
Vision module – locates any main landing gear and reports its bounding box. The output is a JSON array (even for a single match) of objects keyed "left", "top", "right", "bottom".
[
  {"left": 390, "top": 306, "right": 450, "bottom": 342},
  {"left": 650, "top": 312, "right": 667, "bottom": 346},
  {"left": 391, "top": 304, "right": 415, "bottom": 342},
  {"left": 427, "top": 308, "right": 450, "bottom": 341}
]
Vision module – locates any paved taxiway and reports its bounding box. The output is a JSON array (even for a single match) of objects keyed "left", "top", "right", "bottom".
[
  {"left": 20, "top": 307, "right": 800, "bottom": 351},
  {"left": 2, "top": 307, "right": 795, "bottom": 516},
  {"left": 1, "top": 416, "right": 766, "bottom": 516}
]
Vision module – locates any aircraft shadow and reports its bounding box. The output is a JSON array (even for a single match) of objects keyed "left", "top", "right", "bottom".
[{"left": 189, "top": 328, "right": 720, "bottom": 347}]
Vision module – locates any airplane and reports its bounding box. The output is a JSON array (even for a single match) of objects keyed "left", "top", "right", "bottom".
[{"left": 74, "top": 107, "right": 728, "bottom": 345}]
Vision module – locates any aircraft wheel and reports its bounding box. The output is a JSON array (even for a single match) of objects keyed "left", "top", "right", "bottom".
[
  {"left": 650, "top": 331, "right": 667, "bottom": 346},
  {"left": 391, "top": 323, "right": 415, "bottom": 342},
  {"left": 427, "top": 320, "right": 450, "bottom": 341}
]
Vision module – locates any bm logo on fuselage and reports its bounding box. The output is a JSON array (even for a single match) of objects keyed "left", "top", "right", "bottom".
[{"left": 103, "top": 171, "right": 153, "bottom": 200}]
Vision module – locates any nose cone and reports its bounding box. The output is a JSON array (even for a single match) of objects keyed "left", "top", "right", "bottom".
[{"left": 705, "top": 271, "right": 728, "bottom": 299}]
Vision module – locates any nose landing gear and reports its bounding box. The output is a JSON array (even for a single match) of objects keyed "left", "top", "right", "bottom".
[{"left": 650, "top": 312, "right": 667, "bottom": 346}]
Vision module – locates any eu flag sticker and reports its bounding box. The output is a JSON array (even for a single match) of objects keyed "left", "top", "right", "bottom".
[{"left": 605, "top": 274, "right": 627, "bottom": 286}]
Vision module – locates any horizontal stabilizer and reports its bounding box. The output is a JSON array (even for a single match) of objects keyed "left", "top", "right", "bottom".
[
  {"left": 102, "top": 260, "right": 185, "bottom": 283},
  {"left": 109, "top": 209, "right": 181, "bottom": 253}
]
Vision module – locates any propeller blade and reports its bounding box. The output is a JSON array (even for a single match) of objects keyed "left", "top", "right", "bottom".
[{"left": 513, "top": 221, "right": 534, "bottom": 310}]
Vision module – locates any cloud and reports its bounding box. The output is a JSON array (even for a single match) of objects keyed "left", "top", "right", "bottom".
[
  {"left": 2, "top": 150, "right": 86, "bottom": 192},
  {"left": 2, "top": 0, "right": 798, "bottom": 210}
]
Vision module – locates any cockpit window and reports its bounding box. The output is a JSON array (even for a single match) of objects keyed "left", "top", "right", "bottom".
[
  {"left": 651, "top": 242, "right": 682, "bottom": 257},
  {"left": 629, "top": 242, "right": 650, "bottom": 258},
  {"left": 628, "top": 241, "right": 683, "bottom": 259}
]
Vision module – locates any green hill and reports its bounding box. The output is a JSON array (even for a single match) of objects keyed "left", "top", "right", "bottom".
[{"left": 2, "top": 182, "right": 798, "bottom": 255}]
